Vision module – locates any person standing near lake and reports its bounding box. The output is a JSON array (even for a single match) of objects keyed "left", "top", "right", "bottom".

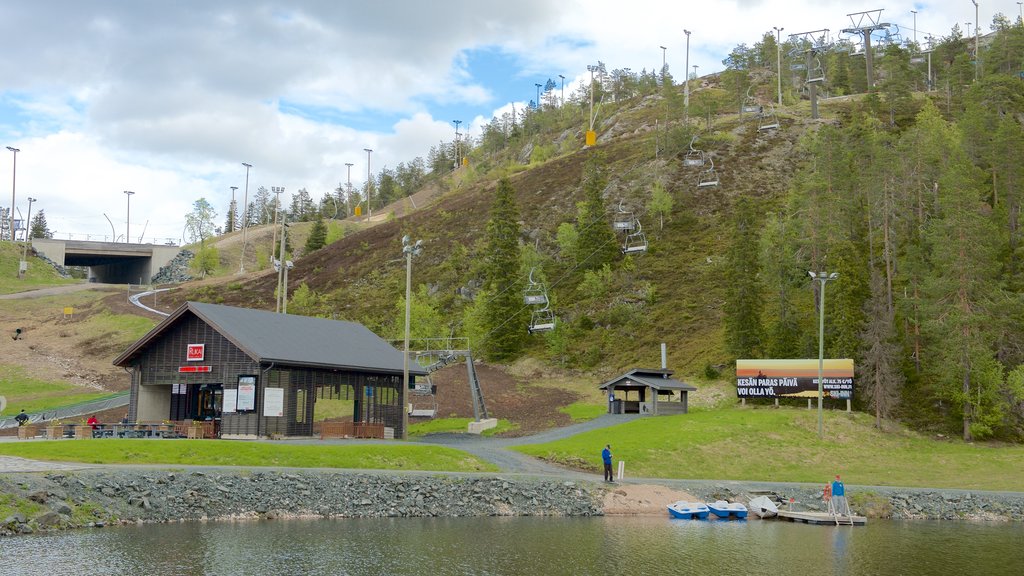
[
  {"left": 831, "top": 474, "right": 849, "bottom": 515},
  {"left": 601, "top": 444, "right": 614, "bottom": 482}
]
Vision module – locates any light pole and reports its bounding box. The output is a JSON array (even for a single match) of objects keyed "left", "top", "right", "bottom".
[
  {"left": 344, "top": 162, "right": 354, "bottom": 216},
  {"left": 229, "top": 186, "right": 238, "bottom": 233},
  {"left": 363, "top": 148, "right": 373, "bottom": 220},
  {"left": 123, "top": 190, "right": 135, "bottom": 244},
  {"left": 558, "top": 74, "right": 565, "bottom": 106},
  {"left": 587, "top": 64, "right": 598, "bottom": 132},
  {"left": 683, "top": 30, "right": 691, "bottom": 121},
  {"left": 270, "top": 186, "right": 284, "bottom": 266},
  {"left": 809, "top": 270, "right": 839, "bottom": 440},
  {"left": 239, "top": 162, "right": 252, "bottom": 273},
  {"left": 911, "top": 10, "right": 918, "bottom": 46},
  {"left": 659, "top": 45, "right": 667, "bottom": 84},
  {"left": 534, "top": 82, "right": 542, "bottom": 110},
  {"left": 452, "top": 120, "right": 462, "bottom": 168},
  {"left": 773, "top": 27, "right": 784, "bottom": 106},
  {"left": 692, "top": 65, "right": 699, "bottom": 82},
  {"left": 19, "top": 196, "right": 35, "bottom": 278},
  {"left": 275, "top": 212, "right": 291, "bottom": 313},
  {"left": 1018, "top": 1, "right": 1022, "bottom": 24},
  {"left": 6, "top": 146, "right": 18, "bottom": 243},
  {"left": 401, "top": 235, "right": 422, "bottom": 441},
  {"left": 972, "top": 0, "right": 980, "bottom": 82}
]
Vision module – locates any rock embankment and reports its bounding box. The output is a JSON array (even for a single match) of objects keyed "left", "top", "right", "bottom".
[{"left": 1, "top": 470, "right": 602, "bottom": 536}]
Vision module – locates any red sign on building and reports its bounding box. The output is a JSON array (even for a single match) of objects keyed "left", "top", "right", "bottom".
[
  {"left": 178, "top": 365, "right": 212, "bottom": 373},
  {"left": 186, "top": 344, "right": 205, "bottom": 362}
]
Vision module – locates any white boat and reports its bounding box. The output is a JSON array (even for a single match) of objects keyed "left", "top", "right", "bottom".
[
  {"left": 748, "top": 495, "right": 779, "bottom": 519},
  {"left": 708, "top": 500, "right": 748, "bottom": 519},
  {"left": 667, "top": 501, "right": 710, "bottom": 520}
]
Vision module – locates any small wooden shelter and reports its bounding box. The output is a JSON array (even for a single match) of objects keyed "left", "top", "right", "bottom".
[
  {"left": 113, "top": 301, "right": 425, "bottom": 439},
  {"left": 599, "top": 368, "right": 696, "bottom": 415}
]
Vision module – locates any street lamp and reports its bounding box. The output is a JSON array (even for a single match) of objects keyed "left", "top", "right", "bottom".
[
  {"left": 558, "top": 74, "right": 565, "bottom": 106},
  {"left": 239, "top": 162, "right": 252, "bottom": 273},
  {"left": 452, "top": 120, "right": 462, "bottom": 168},
  {"left": 363, "top": 149, "right": 373, "bottom": 220},
  {"left": 683, "top": 30, "right": 691, "bottom": 121},
  {"left": 19, "top": 196, "right": 35, "bottom": 278},
  {"left": 275, "top": 212, "right": 292, "bottom": 314},
  {"left": 773, "top": 26, "right": 784, "bottom": 105},
  {"left": 911, "top": 10, "right": 918, "bottom": 46},
  {"left": 229, "top": 186, "right": 238, "bottom": 233},
  {"left": 123, "top": 191, "right": 135, "bottom": 244},
  {"left": 270, "top": 186, "right": 285, "bottom": 267},
  {"left": 6, "top": 146, "right": 18, "bottom": 243},
  {"left": 809, "top": 270, "right": 839, "bottom": 440},
  {"left": 345, "top": 162, "right": 354, "bottom": 216},
  {"left": 972, "top": 1, "right": 980, "bottom": 82},
  {"left": 401, "top": 235, "right": 423, "bottom": 441},
  {"left": 534, "top": 82, "right": 542, "bottom": 110},
  {"left": 659, "top": 45, "right": 667, "bottom": 84},
  {"left": 586, "top": 64, "right": 599, "bottom": 133}
]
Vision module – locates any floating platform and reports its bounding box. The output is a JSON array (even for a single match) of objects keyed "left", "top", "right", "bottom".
[{"left": 777, "top": 510, "right": 867, "bottom": 526}]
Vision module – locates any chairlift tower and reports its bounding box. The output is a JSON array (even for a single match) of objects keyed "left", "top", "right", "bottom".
[
  {"left": 841, "top": 9, "right": 893, "bottom": 90},
  {"left": 788, "top": 29, "right": 830, "bottom": 119}
]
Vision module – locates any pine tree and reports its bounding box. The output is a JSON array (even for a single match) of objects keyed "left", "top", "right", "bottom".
[
  {"left": 304, "top": 214, "right": 327, "bottom": 253},
  {"left": 859, "top": 269, "right": 904, "bottom": 429},
  {"left": 723, "top": 196, "right": 764, "bottom": 360},
  {"left": 29, "top": 210, "right": 51, "bottom": 239},
  {"left": 479, "top": 178, "right": 524, "bottom": 360},
  {"left": 574, "top": 155, "right": 617, "bottom": 270}
]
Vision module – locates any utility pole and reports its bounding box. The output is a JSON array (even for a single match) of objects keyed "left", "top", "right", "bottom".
[
  {"left": 452, "top": 120, "right": 462, "bottom": 169},
  {"left": 659, "top": 45, "right": 667, "bottom": 84},
  {"left": 558, "top": 74, "right": 565, "bottom": 106},
  {"left": 773, "top": 26, "right": 784, "bottom": 106},
  {"left": 270, "top": 186, "right": 284, "bottom": 266},
  {"left": 683, "top": 30, "right": 691, "bottom": 121},
  {"left": 363, "top": 148, "right": 373, "bottom": 220},
  {"left": 229, "top": 186, "right": 238, "bottom": 233},
  {"left": 534, "top": 83, "right": 542, "bottom": 111},
  {"left": 239, "top": 162, "right": 252, "bottom": 274},
  {"left": 972, "top": 0, "right": 980, "bottom": 82},
  {"left": 344, "top": 162, "right": 354, "bottom": 216},
  {"left": 401, "top": 235, "right": 422, "bottom": 441},
  {"left": 810, "top": 271, "right": 839, "bottom": 439}
]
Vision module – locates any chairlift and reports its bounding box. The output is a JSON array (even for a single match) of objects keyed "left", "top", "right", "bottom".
[
  {"left": 613, "top": 200, "right": 636, "bottom": 232},
  {"left": 697, "top": 157, "right": 720, "bottom": 188},
  {"left": 523, "top": 267, "right": 549, "bottom": 306},
  {"left": 806, "top": 57, "right": 825, "bottom": 83},
  {"left": 621, "top": 219, "right": 648, "bottom": 254},
  {"left": 684, "top": 136, "right": 706, "bottom": 167},
  {"left": 758, "top": 103, "right": 780, "bottom": 131},
  {"left": 408, "top": 375, "right": 438, "bottom": 418},
  {"left": 741, "top": 86, "right": 760, "bottom": 114},
  {"left": 910, "top": 55, "right": 925, "bottom": 64},
  {"left": 790, "top": 63, "right": 806, "bottom": 71},
  {"left": 528, "top": 305, "right": 557, "bottom": 334}
]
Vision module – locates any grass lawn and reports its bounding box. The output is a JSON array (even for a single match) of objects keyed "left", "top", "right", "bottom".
[
  {"left": 0, "top": 243, "right": 76, "bottom": 295},
  {"left": 0, "top": 439, "right": 498, "bottom": 472},
  {"left": 409, "top": 417, "right": 517, "bottom": 437},
  {"left": 0, "top": 365, "right": 119, "bottom": 416},
  {"left": 513, "top": 406, "right": 1024, "bottom": 492}
]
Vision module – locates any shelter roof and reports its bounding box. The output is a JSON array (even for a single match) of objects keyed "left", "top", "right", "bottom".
[
  {"left": 113, "top": 301, "right": 425, "bottom": 375},
  {"left": 598, "top": 368, "right": 697, "bottom": 392}
]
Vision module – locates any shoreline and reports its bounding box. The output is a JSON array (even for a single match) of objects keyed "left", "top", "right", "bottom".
[{"left": 3, "top": 467, "right": 1024, "bottom": 536}]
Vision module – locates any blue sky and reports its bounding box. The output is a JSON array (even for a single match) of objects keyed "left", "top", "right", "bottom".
[{"left": 0, "top": 0, "right": 1019, "bottom": 242}]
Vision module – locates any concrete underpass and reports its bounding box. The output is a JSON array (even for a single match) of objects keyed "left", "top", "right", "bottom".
[{"left": 31, "top": 239, "right": 181, "bottom": 284}]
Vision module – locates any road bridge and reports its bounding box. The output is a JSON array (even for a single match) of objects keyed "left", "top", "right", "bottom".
[{"left": 31, "top": 238, "right": 181, "bottom": 284}]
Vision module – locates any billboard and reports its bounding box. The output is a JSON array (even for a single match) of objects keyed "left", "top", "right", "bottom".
[{"left": 736, "top": 359, "right": 855, "bottom": 399}]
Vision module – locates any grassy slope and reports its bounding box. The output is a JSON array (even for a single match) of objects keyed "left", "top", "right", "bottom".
[
  {"left": 0, "top": 365, "right": 119, "bottom": 416},
  {"left": 0, "top": 242, "right": 75, "bottom": 295},
  {"left": 513, "top": 407, "right": 1024, "bottom": 491},
  {"left": 0, "top": 440, "right": 498, "bottom": 472}
]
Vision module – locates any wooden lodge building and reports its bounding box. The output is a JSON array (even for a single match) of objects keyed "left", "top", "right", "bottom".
[
  {"left": 599, "top": 368, "right": 697, "bottom": 415},
  {"left": 113, "top": 302, "right": 426, "bottom": 439}
]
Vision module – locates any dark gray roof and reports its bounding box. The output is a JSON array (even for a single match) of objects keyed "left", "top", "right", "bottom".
[
  {"left": 598, "top": 368, "right": 697, "bottom": 392},
  {"left": 114, "top": 301, "right": 425, "bottom": 375}
]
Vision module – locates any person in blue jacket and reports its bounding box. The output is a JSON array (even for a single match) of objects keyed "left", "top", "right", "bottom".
[
  {"left": 601, "top": 444, "right": 613, "bottom": 482},
  {"left": 831, "top": 475, "right": 849, "bottom": 514}
]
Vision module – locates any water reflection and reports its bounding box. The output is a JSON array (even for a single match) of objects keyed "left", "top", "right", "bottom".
[{"left": 2, "top": 516, "right": 1022, "bottom": 575}]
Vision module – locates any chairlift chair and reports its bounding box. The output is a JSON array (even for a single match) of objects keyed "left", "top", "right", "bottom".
[
  {"left": 528, "top": 306, "right": 557, "bottom": 334},
  {"left": 758, "top": 103, "right": 780, "bottom": 131},
  {"left": 741, "top": 86, "right": 760, "bottom": 114},
  {"left": 523, "top": 267, "right": 549, "bottom": 306},
  {"left": 697, "top": 157, "right": 720, "bottom": 188},
  {"left": 806, "top": 57, "right": 825, "bottom": 83},
  {"left": 613, "top": 200, "right": 636, "bottom": 232},
  {"left": 683, "top": 136, "right": 705, "bottom": 167},
  {"left": 621, "top": 219, "right": 648, "bottom": 254}
]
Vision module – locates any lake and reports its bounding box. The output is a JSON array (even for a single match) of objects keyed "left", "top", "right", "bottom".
[{"left": 2, "top": 515, "right": 1022, "bottom": 575}]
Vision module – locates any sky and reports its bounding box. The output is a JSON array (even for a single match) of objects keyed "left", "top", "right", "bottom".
[{"left": 1, "top": 1, "right": 1021, "bottom": 244}]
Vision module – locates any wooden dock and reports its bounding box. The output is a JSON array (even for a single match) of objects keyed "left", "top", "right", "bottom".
[{"left": 777, "top": 510, "right": 867, "bottom": 526}]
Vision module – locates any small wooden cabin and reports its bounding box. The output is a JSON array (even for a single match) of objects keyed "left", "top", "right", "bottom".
[
  {"left": 113, "top": 301, "right": 425, "bottom": 438},
  {"left": 599, "top": 368, "right": 696, "bottom": 415}
]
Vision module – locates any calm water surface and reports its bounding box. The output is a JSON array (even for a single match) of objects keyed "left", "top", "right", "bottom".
[{"left": 2, "top": 516, "right": 1022, "bottom": 575}]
